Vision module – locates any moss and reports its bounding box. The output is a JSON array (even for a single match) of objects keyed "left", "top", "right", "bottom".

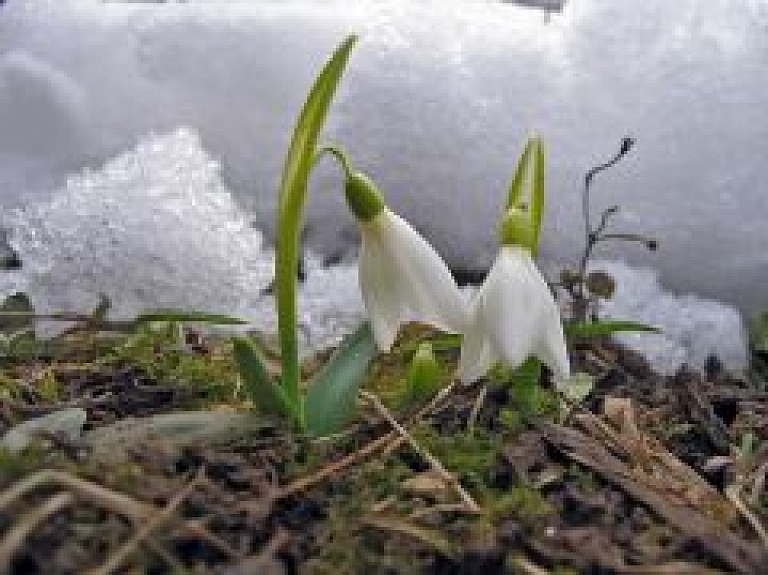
[
  {"left": 486, "top": 485, "right": 555, "bottom": 522},
  {"left": 106, "top": 325, "right": 241, "bottom": 405},
  {"left": 36, "top": 369, "right": 62, "bottom": 402}
]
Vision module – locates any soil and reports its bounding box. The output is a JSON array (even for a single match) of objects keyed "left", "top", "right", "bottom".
[{"left": 0, "top": 326, "right": 766, "bottom": 575}]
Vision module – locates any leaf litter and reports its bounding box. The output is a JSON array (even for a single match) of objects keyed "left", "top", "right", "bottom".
[{"left": 0, "top": 323, "right": 765, "bottom": 574}]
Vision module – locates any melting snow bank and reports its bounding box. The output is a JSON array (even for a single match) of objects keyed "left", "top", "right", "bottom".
[
  {"left": 0, "top": 129, "right": 365, "bottom": 351},
  {"left": 590, "top": 260, "right": 749, "bottom": 375},
  {"left": 0, "top": 129, "right": 748, "bottom": 374},
  {"left": 2, "top": 0, "right": 768, "bottom": 313}
]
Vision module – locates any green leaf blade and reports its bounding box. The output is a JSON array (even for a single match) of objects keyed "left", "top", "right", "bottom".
[
  {"left": 305, "top": 321, "right": 377, "bottom": 437},
  {"left": 564, "top": 320, "right": 661, "bottom": 338},
  {"left": 134, "top": 310, "right": 247, "bottom": 327},
  {"left": 275, "top": 35, "right": 357, "bottom": 414},
  {"left": 232, "top": 336, "right": 293, "bottom": 418}
]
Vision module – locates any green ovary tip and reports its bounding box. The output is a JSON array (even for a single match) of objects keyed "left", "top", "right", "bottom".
[
  {"left": 345, "top": 171, "right": 385, "bottom": 222},
  {"left": 499, "top": 206, "right": 535, "bottom": 249}
]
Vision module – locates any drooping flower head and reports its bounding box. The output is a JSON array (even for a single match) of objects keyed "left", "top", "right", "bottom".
[
  {"left": 458, "top": 206, "right": 570, "bottom": 384},
  {"left": 344, "top": 171, "right": 468, "bottom": 351}
]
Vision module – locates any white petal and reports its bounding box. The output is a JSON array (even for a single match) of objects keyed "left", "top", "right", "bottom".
[
  {"left": 458, "top": 316, "right": 496, "bottom": 383},
  {"left": 384, "top": 212, "right": 469, "bottom": 334},
  {"left": 478, "top": 249, "right": 541, "bottom": 369},
  {"left": 358, "top": 226, "right": 403, "bottom": 351},
  {"left": 359, "top": 209, "right": 468, "bottom": 348},
  {"left": 518, "top": 251, "right": 571, "bottom": 380},
  {"left": 532, "top": 319, "right": 570, "bottom": 381}
]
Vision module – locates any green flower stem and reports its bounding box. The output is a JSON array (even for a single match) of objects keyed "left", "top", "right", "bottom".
[{"left": 316, "top": 146, "right": 354, "bottom": 179}]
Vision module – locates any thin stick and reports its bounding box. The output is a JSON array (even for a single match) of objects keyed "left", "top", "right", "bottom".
[
  {"left": 278, "top": 431, "right": 396, "bottom": 498},
  {"left": 726, "top": 484, "right": 768, "bottom": 551},
  {"left": 167, "top": 520, "right": 241, "bottom": 561},
  {"left": 508, "top": 554, "right": 551, "bottom": 575},
  {"left": 87, "top": 468, "right": 206, "bottom": 575},
  {"left": 361, "top": 391, "right": 480, "bottom": 513},
  {"left": 381, "top": 378, "right": 458, "bottom": 457},
  {"left": 467, "top": 385, "right": 488, "bottom": 436},
  {"left": 0, "top": 491, "right": 75, "bottom": 573},
  {"left": 408, "top": 503, "right": 477, "bottom": 520},
  {"left": 0, "top": 470, "right": 151, "bottom": 522},
  {"left": 278, "top": 378, "right": 459, "bottom": 499},
  {"left": 0, "top": 469, "right": 240, "bottom": 562}
]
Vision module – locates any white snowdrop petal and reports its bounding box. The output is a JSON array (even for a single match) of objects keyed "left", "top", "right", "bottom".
[
  {"left": 480, "top": 251, "right": 539, "bottom": 368},
  {"left": 458, "top": 319, "right": 496, "bottom": 384},
  {"left": 356, "top": 209, "right": 468, "bottom": 351},
  {"left": 460, "top": 246, "right": 571, "bottom": 382},
  {"left": 359, "top": 226, "right": 403, "bottom": 351},
  {"left": 533, "top": 321, "right": 570, "bottom": 381},
  {"left": 388, "top": 212, "right": 469, "bottom": 333}
]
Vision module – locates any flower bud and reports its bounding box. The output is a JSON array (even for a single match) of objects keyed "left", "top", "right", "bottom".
[
  {"left": 499, "top": 206, "right": 535, "bottom": 249},
  {"left": 345, "top": 171, "right": 385, "bottom": 222},
  {"left": 407, "top": 342, "right": 441, "bottom": 401}
]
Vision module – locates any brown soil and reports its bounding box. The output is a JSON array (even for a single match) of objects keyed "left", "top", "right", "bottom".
[{"left": 0, "top": 333, "right": 766, "bottom": 575}]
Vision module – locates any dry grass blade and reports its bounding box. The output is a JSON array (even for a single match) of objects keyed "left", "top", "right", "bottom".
[
  {"left": 86, "top": 467, "right": 207, "bottom": 575},
  {"left": 585, "top": 397, "right": 733, "bottom": 519},
  {"left": 361, "top": 391, "right": 480, "bottom": 513},
  {"left": 360, "top": 514, "right": 455, "bottom": 557},
  {"left": 726, "top": 483, "right": 768, "bottom": 552},
  {"left": 507, "top": 554, "right": 550, "bottom": 575},
  {"left": 0, "top": 468, "right": 240, "bottom": 569},
  {"left": 278, "top": 379, "right": 459, "bottom": 499},
  {"left": 0, "top": 491, "right": 75, "bottom": 574},
  {"left": 381, "top": 378, "right": 458, "bottom": 457},
  {"left": 278, "top": 431, "right": 396, "bottom": 499},
  {"left": 0, "top": 469, "right": 152, "bottom": 521}
]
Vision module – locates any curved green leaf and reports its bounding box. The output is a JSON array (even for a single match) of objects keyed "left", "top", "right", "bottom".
[
  {"left": 275, "top": 35, "right": 357, "bottom": 419},
  {"left": 232, "top": 336, "right": 293, "bottom": 417},
  {"left": 305, "top": 321, "right": 376, "bottom": 437}
]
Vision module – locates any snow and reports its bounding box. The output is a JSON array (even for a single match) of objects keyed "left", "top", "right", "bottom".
[
  {"left": 0, "top": 129, "right": 365, "bottom": 351},
  {"left": 0, "top": 127, "right": 749, "bottom": 373},
  {"left": 0, "top": 0, "right": 763, "bottom": 372},
  {"left": 590, "top": 260, "right": 749, "bottom": 375}
]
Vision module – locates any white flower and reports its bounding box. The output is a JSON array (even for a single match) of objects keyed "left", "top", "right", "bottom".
[
  {"left": 358, "top": 208, "right": 468, "bottom": 351},
  {"left": 458, "top": 245, "right": 570, "bottom": 384}
]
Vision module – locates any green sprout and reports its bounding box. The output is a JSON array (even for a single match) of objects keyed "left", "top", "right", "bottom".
[{"left": 232, "top": 36, "right": 379, "bottom": 436}]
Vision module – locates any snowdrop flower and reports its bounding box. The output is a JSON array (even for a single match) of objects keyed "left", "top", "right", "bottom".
[
  {"left": 458, "top": 207, "right": 570, "bottom": 384},
  {"left": 345, "top": 171, "right": 468, "bottom": 351}
]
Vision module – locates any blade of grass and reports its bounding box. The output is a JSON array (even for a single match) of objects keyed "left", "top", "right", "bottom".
[
  {"left": 565, "top": 320, "right": 661, "bottom": 338},
  {"left": 134, "top": 310, "right": 246, "bottom": 326}
]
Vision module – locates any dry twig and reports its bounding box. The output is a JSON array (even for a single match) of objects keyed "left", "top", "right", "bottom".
[
  {"left": 279, "top": 378, "right": 459, "bottom": 498},
  {"left": 361, "top": 391, "right": 480, "bottom": 513},
  {"left": 86, "top": 467, "right": 207, "bottom": 575},
  {"left": 0, "top": 492, "right": 75, "bottom": 574}
]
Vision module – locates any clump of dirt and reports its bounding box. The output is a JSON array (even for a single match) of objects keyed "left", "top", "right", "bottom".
[{"left": 0, "top": 327, "right": 766, "bottom": 574}]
